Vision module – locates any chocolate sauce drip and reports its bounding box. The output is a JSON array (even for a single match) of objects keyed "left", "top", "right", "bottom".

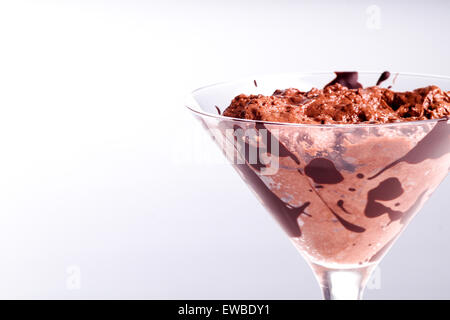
[
  {"left": 311, "top": 190, "right": 365, "bottom": 232},
  {"left": 364, "top": 177, "right": 427, "bottom": 223},
  {"left": 337, "top": 200, "right": 350, "bottom": 214},
  {"left": 231, "top": 125, "right": 365, "bottom": 235},
  {"left": 229, "top": 125, "right": 308, "bottom": 237},
  {"left": 369, "top": 190, "right": 427, "bottom": 262},
  {"left": 369, "top": 119, "right": 450, "bottom": 180},
  {"left": 331, "top": 209, "right": 365, "bottom": 233},
  {"left": 364, "top": 177, "right": 404, "bottom": 220},
  {"left": 254, "top": 80, "right": 258, "bottom": 87},
  {"left": 303, "top": 157, "right": 365, "bottom": 232},
  {"left": 325, "top": 72, "right": 362, "bottom": 89},
  {"left": 376, "top": 71, "right": 391, "bottom": 86},
  {"left": 235, "top": 162, "right": 310, "bottom": 237},
  {"left": 305, "top": 158, "right": 344, "bottom": 184},
  {"left": 215, "top": 105, "right": 221, "bottom": 115}
]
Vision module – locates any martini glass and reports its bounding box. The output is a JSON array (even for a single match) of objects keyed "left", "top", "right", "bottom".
[{"left": 185, "top": 72, "right": 450, "bottom": 300}]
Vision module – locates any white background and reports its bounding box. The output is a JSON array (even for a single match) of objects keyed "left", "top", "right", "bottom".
[{"left": 0, "top": 0, "right": 449, "bottom": 299}]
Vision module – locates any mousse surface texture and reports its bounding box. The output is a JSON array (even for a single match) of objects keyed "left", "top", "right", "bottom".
[{"left": 223, "top": 73, "right": 450, "bottom": 124}]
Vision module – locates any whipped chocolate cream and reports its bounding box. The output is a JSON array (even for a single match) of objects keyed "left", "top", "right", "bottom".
[{"left": 223, "top": 75, "right": 450, "bottom": 124}]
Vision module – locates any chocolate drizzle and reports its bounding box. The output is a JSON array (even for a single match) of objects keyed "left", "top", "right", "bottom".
[
  {"left": 230, "top": 123, "right": 366, "bottom": 235},
  {"left": 215, "top": 105, "right": 222, "bottom": 115},
  {"left": 325, "top": 71, "right": 362, "bottom": 89},
  {"left": 234, "top": 161, "right": 311, "bottom": 237},
  {"left": 304, "top": 158, "right": 365, "bottom": 233},
  {"left": 312, "top": 189, "right": 366, "bottom": 233},
  {"left": 364, "top": 177, "right": 427, "bottom": 223},
  {"left": 331, "top": 209, "right": 365, "bottom": 233},
  {"left": 365, "top": 177, "right": 404, "bottom": 220},
  {"left": 337, "top": 200, "right": 351, "bottom": 214},
  {"left": 305, "top": 158, "right": 344, "bottom": 184},
  {"left": 229, "top": 124, "right": 308, "bottom": 237},
  {"left": 368, "top": 191, "right": 428, "bottom": 262},
  {"left": 376, "top": 71, "right": 391, "bottom": 86}
]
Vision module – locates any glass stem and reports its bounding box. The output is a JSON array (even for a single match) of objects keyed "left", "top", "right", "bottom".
[{"left": 310, "top": 262, "right": 377, "bottom": 300}]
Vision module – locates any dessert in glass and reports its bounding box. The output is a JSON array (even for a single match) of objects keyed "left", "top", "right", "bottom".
[{"left": 185, "top": 72, "right": 450, "bottom": 299}]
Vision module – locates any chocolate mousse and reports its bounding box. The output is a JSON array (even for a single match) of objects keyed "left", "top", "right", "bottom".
[
  {"left": 208, "top": 72, "right": 450, "bottom": 266},
  {"left": 223, "top": 74, "right": 450, "bottom": 125}
]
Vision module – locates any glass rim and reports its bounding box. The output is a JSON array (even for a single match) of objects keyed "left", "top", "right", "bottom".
[{"left": 185, "top": 71, "right": 450, "bottom": 128}]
